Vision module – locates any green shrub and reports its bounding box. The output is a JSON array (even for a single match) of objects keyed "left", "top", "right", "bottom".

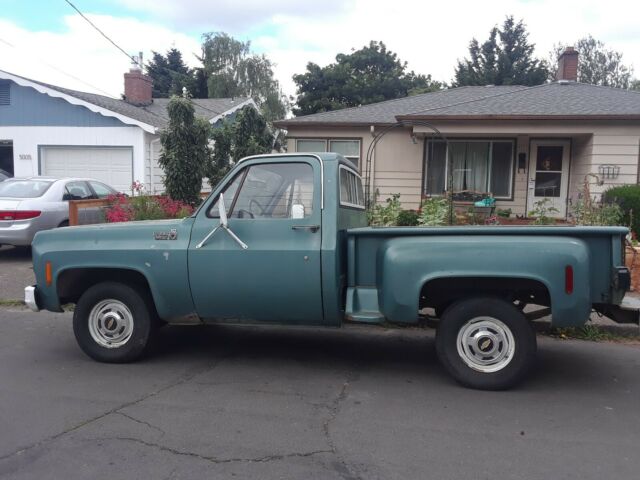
[
  {"left": 397, "top": 209, "right": 419, "bottom": 226},
  {"left": 602, "top": 185, "right": 640, "bottom": 236},
  {"left": 496, "top": 208, "right": 512, "bottom": 218},
  {"left": 528, "top": 198, "right": 558, "bottom": 225},
  {"left": 369, "top": 194, "right": 402, "bottom": 226},
  {"left": 419, "top": 197, "right": 450, "bottom": 226},
  {"left": 572, "top": 197, "right": 622, "bottom": 226}
]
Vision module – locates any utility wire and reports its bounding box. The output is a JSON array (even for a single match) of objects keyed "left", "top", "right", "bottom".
[
  {"left": 0, "top": 36, "right": 118, "bottom": 97},
  {"left": 63, "top": 0, "right": 141, "bottom": 68}
]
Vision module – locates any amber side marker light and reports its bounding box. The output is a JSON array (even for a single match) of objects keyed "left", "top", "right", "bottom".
[
  {"left": 565, "top": 265, "right": 573, "bottom": 295},
  {"left": 45, "top": 261, "right": 52, "bottom": 287}
]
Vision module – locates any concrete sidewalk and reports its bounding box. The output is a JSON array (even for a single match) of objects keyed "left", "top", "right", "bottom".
[{"left": 0, "top": 245, "right": 34, "bottom": 301}]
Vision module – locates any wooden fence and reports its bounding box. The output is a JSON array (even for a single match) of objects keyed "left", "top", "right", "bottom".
[{"left": 68, "top": 192, "right": 211, "bottom": 226}]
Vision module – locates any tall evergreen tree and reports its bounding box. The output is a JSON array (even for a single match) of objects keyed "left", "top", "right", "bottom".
[
  {"left": 159, "top": 94, "right": 211, "bottom": 205},
  {"left": 454, "top": 16, "right": 548, "bottom": 86},
  {"left": 293, "top": 41, "right": 444, "bottom": 116},
  {"left": 206, "top": 106, "right": 274, "bottom": 188},
  {"left": 146, "top": 48, "right": 196, "bottom": 98}
]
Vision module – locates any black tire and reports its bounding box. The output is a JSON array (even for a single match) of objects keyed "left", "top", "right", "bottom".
[
  {"left": 58, "top": 220, "right": 69, "bottom": 228},
  {"left": 73, "top": 281, "right": 156, "bottom": 363},
  {"left": 435, "top": 297, "right": 537, "bottom": 390}
]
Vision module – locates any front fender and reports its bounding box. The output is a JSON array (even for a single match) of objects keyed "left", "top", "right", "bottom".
[
  {"left": 32, "top": 218, "right": 196, "bottom": 320},
  {"left": 377, "top": 235, "right": 591, "bottom": 327}
]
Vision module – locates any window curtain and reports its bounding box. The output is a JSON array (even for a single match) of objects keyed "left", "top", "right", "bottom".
[
  {"left": 449, "top": 143, "right": 467, "bottom": 192},
  {"left": 466, "top": 142, "right": 489, "bottom": 192}
]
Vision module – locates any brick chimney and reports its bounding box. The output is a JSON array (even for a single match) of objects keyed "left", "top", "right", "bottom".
[
  {"left": 124, "top": 60, "right": 152, "bottom": 106},
  {"left": 556, "top": 47, "right": 579, "bottom": 82}
]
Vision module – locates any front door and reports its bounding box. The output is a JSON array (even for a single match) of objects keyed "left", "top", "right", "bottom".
[
  {"left": 527, "top": 140, "right": 570, "bottom": 218},
  {"left": 188, "top": 159, "right": 324, "bottom": 324}
]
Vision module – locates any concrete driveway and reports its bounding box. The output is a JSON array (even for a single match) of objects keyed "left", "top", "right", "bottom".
[
  {"left": 0, "top": 246, "right": 33, "bottom": 301},
  {"left": 0, "top": 308, "right": 638, "bottom": 480}
]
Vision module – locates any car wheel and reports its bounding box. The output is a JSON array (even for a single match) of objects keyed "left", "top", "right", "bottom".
[
  {"left": 73, "top": 281, "right": 156, "bottom": 363},
  {"left": 58, "top": 220, "right": 69, "bottom": 228},
  {"left": 435, "top": 296, "right": 537, "bottom": 390}
]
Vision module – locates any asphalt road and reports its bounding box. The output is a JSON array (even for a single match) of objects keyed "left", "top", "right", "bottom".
[
  {"left": 0, "top": 308, "right": 639, "bottom": 479},
  {"left": 0, "top": 247, "right": 33, "bottom": 301}
]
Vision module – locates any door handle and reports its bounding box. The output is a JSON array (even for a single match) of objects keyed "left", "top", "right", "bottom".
[{"left": 292, "top": 225, "right": 320, "bottom": 233}]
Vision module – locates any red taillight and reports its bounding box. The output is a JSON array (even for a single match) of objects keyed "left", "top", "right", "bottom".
[
  {"left": 565, "top": 265, "right": 574, "bottom": 295},
  {"left": 0, "top": 210, "right": 41, "bottom": 220}
]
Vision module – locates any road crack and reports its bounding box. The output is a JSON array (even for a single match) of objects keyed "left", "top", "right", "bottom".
[
  {"left": 100, "top": 436, "right": 332, "bottom": 465},
  {"left": 0, "top": 356, "right": 228, "bottom": 463},
  {"left": 322, "top": 371, "right": 363, "bottom": 480},
  {"left": 115, "top": 411, "right": 166, "bottom": 437}
]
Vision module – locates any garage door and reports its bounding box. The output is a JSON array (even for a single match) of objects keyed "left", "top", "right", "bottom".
[{"left": 41, "top": 147, "right": 133, "bottom": 193}]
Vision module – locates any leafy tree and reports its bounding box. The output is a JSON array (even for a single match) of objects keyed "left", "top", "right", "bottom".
[
  {"left": 293, "top": 41, "right": 443, "bottom": 116},
  {"left": 550, "top": 36, "right": 634, "bottom": 88},
  {"left": 206, "top": 106, "right": 274, "bottom": 188},
  {"left": 146, "top": 48, "right": 197, "bottom": 98},
  {"left": 632, "top": 79, "right": 640, "bottom": 91},
  {"left": 454, "top": 16, "right": 548, "bottom": 86},
  {"left": 199, "top": 32, "right": 287, "bottom": 122},
  {"left": 159, "top": 94, "right": 211, "bottom": 205}
]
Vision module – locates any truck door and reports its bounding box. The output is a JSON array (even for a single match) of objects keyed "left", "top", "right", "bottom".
[{"left": 188, "top": 159, "right": 323, "bottom": 324}]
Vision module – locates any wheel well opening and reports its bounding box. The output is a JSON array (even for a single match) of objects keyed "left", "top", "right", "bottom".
[
  {"left": 420, "top": 277, "right": 551, "bottom": 311},
  {"left": 57, "top": 268, "right": 152, "bottom": 305}
]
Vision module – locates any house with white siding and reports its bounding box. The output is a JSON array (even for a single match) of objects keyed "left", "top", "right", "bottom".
[
  {"left": 276, "top": 48, "right": 640, "bottom": 218},
  {"left": 0, "top": 66, "right": 255, "bottom": 194}
]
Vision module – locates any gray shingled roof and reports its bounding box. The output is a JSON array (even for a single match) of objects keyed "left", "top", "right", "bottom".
[
  {"left": 5, "top": 70, "right": 250, "bottom": 129},
  {"left": 46, "top": 84, "right": 251, "bottom": 129},
  {"left": 276, "top": 83, "right": 640, "bottom": 126}
]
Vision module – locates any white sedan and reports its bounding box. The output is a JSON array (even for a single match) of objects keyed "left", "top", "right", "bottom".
[{"left": 0, "top": 177, "right": 117, "bottom": 247}]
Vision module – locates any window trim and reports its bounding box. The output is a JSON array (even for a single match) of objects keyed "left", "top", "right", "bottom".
[
  {"left": 423, "top": 138, "right": 516, "bottom": 201},
  {"left": 338, "top": 164, "right": 366, "bottom": 210},
  {"left": 295, "top": 137, "right": 362, "bottom": 171}
]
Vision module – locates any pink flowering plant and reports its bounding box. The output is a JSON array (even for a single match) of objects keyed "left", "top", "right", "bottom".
[{"left": 104, "top": 182, "right": 194, "bottom": 223}]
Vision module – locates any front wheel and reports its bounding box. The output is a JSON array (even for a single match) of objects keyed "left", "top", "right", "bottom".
[
  {"left": 73, "top": 281, "right": 156, "bottom": 363},
  {"left": 436, "top": 297, "right": 537, "bottom": 390}
]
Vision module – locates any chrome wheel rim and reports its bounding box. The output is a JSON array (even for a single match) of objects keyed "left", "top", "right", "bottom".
[
  {"left": 456, "top": 316, "right": 515, "bottom": 373},
  {"left": 88, "top": 299, "right": 134, "bottom": 349}
]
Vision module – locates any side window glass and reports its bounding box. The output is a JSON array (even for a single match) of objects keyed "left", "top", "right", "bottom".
[
  {"left": 231, "top": 163, "right": 314, "bottom": 219},
  {"left": 89, "top": 181, "right": 115, "bottom": 198},
  {"left": 339, "top": 167, "right": 365, "bottom": 209},
  {"left": 208, "top": 172, "right": 244, "bottom": 218},
  {"left": 64, "top": 181, "right": 93, "bottom": 200}
]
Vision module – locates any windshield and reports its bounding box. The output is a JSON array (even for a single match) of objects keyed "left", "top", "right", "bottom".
[{"left": 0, "top": 179, "right": 53, "bottom": 198}]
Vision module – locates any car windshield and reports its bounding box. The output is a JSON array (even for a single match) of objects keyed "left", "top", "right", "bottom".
[{"left": 0, "top": 180, "right": 53, "bottom": 198}]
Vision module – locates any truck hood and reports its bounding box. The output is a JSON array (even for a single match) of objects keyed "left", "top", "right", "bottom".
[{"left": 32, "top": 217, "right": 196, "bottom": 251}]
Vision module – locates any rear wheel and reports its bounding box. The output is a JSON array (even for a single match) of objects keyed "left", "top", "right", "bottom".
[
  {"left": 73, "top": 281, "right": 156, "bottom": 363},
  {"left": 435, "top": 297, "right": 537, "bottom": 390}
]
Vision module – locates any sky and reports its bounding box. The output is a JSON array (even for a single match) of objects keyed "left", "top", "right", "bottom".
[{"left": 0, "top": 0, "right": 639, "bottom": 100}]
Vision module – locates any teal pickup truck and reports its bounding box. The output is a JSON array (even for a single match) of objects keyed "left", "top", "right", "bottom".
[{"left": 25, "top": 153, "right": 635, "bottom": 390}]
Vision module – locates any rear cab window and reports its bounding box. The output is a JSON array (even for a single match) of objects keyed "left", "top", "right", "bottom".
[{"left": 339, "top": 165, "right": 365, "bottom": 209}]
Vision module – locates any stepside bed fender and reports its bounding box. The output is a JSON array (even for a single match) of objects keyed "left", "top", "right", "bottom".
[{"left": 375, "top": 235, "right": 591, "bottom": 327}]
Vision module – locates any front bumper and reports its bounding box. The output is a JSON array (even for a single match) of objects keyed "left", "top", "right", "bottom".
[{"left": 24, "top": 285, "right": 40, "bottom": 312}]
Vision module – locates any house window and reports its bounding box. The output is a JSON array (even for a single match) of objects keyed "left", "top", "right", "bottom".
[
  {"left": 296, "top": 138, "right": 361, "bottom": 169},
  {"left": 424, "top": 140, "right": 514, "bottom": 199}
]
